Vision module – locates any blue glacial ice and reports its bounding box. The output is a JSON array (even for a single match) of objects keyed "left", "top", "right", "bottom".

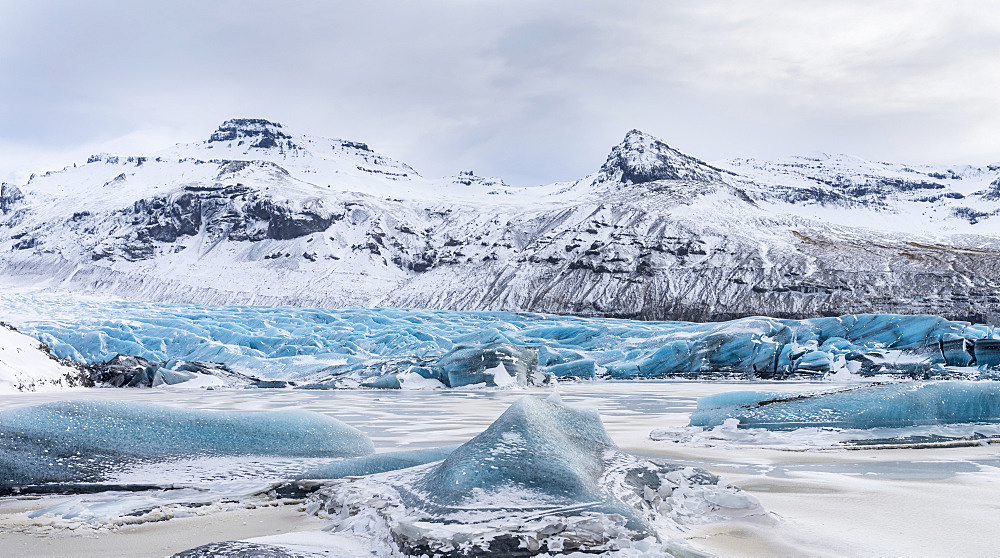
[
  {"left": 0, "top": 400, "right": 374, "bottom": 488},
  {"left": 3, "top": 292, "right": 998, "bottom": 387},
  {"left": 299, "top": 445, "right": 460, "bottom": 480},
  {"left": 689, "top": 381, "right": 1000, "bottom": 430},
  {"left": 308, "top": 395, "right": 763, "bottom": 555}
]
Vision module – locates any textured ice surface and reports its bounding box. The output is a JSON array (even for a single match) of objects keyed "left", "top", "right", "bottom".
[
  {"left": 689, "top": 381, "right": 1000, "bottom": 430},
  {"left": 0, "top": 400, "right": 373, "bottom": 488},
  {"left": 4, "top": 293, "right": 996, "bottom": 387},
  {"left": 299, "top": 445, "right": 459, "bottom": 480},
  {"left": 308, "top": 395, "right": 763, "bottom": 556},
  {"left": 653, "top": 418, "right": 1000, "bottom": 450},
  {"left": 24, "top": 481, "right": 278, "bottom": 528}
]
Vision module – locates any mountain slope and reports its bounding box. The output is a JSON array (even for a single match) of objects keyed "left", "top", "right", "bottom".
[{"left": 1, "top": 119, "right": 999, "bottom": 322}]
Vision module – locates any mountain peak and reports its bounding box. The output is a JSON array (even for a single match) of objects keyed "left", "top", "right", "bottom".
[
  {"left": 597, "top": 129, "right": 720, "bottom": 185},
  {"left": 208, "top": 118, "right": 295, "bottom": 149}
]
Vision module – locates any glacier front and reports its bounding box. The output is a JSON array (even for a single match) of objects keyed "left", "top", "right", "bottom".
[{"left": 4, "top": 292, "right": 999, "bottom": 387}]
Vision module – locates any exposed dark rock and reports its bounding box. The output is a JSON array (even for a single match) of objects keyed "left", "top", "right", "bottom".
[
  {"left": 208, "top": 118, "right": 294, "bottom": 150},
  {"left": 598, "top": 130, "right": 724, "bottom": 185},
  {"left": 0, "top": 184, "right": 23, "bottom": 213},
  {"left": 172, "top": 541, "right": 306, "bottom": 558},
  {"left": 86, "top": 354, "right": 256, "bottom": 388}
]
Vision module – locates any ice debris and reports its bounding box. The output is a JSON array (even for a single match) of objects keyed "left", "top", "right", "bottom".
[
  {"left": 689, "top": 381, "right": 1000, "bottom": 431},
  {"left": 0, "top": 400, "right": 373, "bottom": 490},
  {"left": 86, "top": 354, "right": 256, "bottom": 388},
  {"left": 307, "top": 395, "right": 763, "bottom": 556}
]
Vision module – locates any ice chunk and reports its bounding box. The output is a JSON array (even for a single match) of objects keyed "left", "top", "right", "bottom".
[
  {"left": 690, "top": 381, "right": 1000, "bottom": 430},
  {"left": 435, "top": 343, "right": 538, "bottom": 387},
  {"left": 940, "top": 334, "right": 976, "bottom": 367},
  {"left": 546, "top": 358, "right": 596, "bottom": 379},
  {"left": 974, "top": 340, "right": 1000, "bottom": 368},
  {"left": 0, "top": 400, "right": 373, "bottom": 489},
  {"left": 308, "top": 396, "right": 763, "bottom": 555}
]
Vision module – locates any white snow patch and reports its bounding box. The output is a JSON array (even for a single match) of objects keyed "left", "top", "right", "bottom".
[{"left": 0, "top": 325, "right": 78, "bottom": 393}]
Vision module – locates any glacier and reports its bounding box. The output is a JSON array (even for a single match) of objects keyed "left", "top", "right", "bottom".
[
  {"left": 306, "top": 395, "right": 763, "bottom": 556},
  {"left": 689, "top": 381, "right": 1000, "bottom": 431},
  {"left": 4, "top": 292, "right": 1000, "bottom": 388},
  {"left": 0, "top": 400, "right": 373, "bottom": 489}
]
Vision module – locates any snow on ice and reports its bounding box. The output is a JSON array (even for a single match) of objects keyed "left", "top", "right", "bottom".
[{"left": 0, "top": 323, "right": 83, "bottom": 393}]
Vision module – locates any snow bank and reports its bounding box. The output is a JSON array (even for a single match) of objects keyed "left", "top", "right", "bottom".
[{"left": 0, "top": 323, "right": 82, "bottom": 393}]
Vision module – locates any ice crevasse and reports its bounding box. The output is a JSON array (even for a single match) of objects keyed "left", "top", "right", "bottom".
[{"left": 5, "top": 292, "right": 1000, "bottom": 386}]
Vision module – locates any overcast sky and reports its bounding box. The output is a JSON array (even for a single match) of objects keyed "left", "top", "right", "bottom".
[{"left": 2, "top": 1, "right": 998, "bottom": 185}]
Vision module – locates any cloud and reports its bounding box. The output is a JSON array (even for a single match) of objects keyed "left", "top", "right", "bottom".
[{"left": 1, "top": 1, "right": 998, "bottom": 185}]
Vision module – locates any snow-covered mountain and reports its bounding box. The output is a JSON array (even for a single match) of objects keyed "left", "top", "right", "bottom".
[{"left": 2, "top": 119, "right": 999, "bottom": 321}]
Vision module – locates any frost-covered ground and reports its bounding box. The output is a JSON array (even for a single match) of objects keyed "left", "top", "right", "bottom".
[{"left": 3, "top": 383, "right": 1000, "bottom": 556}]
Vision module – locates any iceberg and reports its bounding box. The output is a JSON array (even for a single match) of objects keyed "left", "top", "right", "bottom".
[
  {"left": 308, "top": 395, "right": 762, "bottom": 555},
  {"left": 434, "top": 343, "right": 538, "bottom": 387},
  {"left": 358, "top": 343, "right": 540, "bottom": 389},
  {"left": 689, "top": 381, "right": 1000, "bottom": 431},
  {"left": 0, "top": 400, "right": 374, "bottom": 489}
]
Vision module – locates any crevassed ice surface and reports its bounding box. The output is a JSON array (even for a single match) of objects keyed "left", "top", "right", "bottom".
[
  {"left": 689, "top": 381, "right": 1000, "bottom": 430},
  {"left": 0, "top": 400, "right": 374, "bottom": 487},
  {"left": 2, "top": 292, "right": 995, "bottom": 383}
]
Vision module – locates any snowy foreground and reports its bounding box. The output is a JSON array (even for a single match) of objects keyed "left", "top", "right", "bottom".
[
  {"left": 2, "top": 383, "right": 1000, "bottom": 557},
  {"left": 3, "top": 298, "right": 1000, "bottom": 556}
]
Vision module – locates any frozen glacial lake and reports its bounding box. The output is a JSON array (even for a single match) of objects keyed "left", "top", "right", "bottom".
[
  {"left": 2, "top": 380, "right": 996, "bottom": 480},
  {"left": 3, "top": 381, "right": 1000, "bottom": 557}
]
